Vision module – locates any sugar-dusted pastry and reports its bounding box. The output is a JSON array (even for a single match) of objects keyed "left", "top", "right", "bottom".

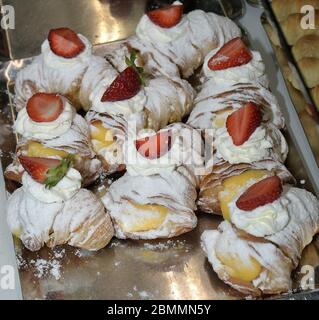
[
  {"left": 101, "top": 123, "right": 203, "bottom": 239},
  {"left": 202, "top": 38, "right": 269, "bottom": 87},
  {"left": 272, "top": 0, "right": 319, "bottom": 22},
  {"left": 198, "top": 162, "right": 294, "bottom": 217},
  {"left": 7, "top": 156, "right": 114, "bottom": 251},
  {"left": 14, "top": 27, "right": 110, "bottom": 111},
  {"left": 5, "top": 93, "right": 101, "bottom": 186},
  {"left": 86, "top": 53, "right": 195, "bottom": 174},
  {"left": 194, "top": 101, "right": 290, "bottom": 215},
  {"left": 187, "top": 80, "right": 285, "bottom": 133},
  {"left": 105, "top": 2, "right": 241, "bottom": 78},
  {"left": 201, "top": 176, "right": 319, "bottom": 296}
]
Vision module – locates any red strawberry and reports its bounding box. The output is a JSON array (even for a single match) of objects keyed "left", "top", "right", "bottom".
[
  {"left": 226, "top": 102, "right": 262, "bottom": 146},
  {"left": 26, "top": 93, "right": 63, "bottom": 123},
  {"left": 101, "top": 67, "right": 142, "bottom": 102},
  {"left": 48, "top": 27, "right": 85, "bottom": 58},
  {"left": 208, "top": 37, "right": 252, "bottom": 71},
  {"left": 147, "top": 4, "right": 183, "bottom": 28},
  {"left": 19, "top": 155, "right": 72, "bottom": 188},
  {"left": 135, "top": 130, "right": 172, "bottom": 160},
  {"left": 236, "top": 176, "right": 283, "bottom": 211}
]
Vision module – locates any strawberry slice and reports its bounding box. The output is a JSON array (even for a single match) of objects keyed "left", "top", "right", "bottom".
[
  {"left": 236, "top": 176, "right": 283, "bottom": 211},
  {"left": 208, "top": 37, "right": 253, "bottom": 71},
  {"left": 101, "top": 67, "right": 141, "bottom": 102},
  {"left": 19, "top": 155, "right": 72, "bottom": 188},
  {"left": 226, "top": 102, "right": 262, "bottom": 146},
  {"left": 147, "top": 4, "right": 183, "bottom": 28},
  {"left": 135, "top": 130, "right": 172, "bottom": 160},
  {"left": 26, "top": 93, "right": 64, "bottom": 123},
  {"left": 48, "top": 27, "right": 85, "bottom": 58}
]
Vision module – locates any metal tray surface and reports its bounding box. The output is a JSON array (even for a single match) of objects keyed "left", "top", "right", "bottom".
[{"left": 0, "top": 0, "right": 319, "bottom": 300}]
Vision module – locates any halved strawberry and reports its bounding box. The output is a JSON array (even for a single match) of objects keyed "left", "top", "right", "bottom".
[
  {"left": 26, "top": 93, "right": 64, "bottom": 123},
  {"left": 147, "top": 4, "right": 183, "bottom": 28},
  {"left": 101, "top": 53, "right": 144, "bottom": 102},
  {"left": 19, "top": 155, "right": 72, "bottom": 188},
  {"left": 48, "top": 27, "right": 85, "bottom": 58},
  {"left": 208, "top": 37, "right": 253, "bottom": 71},
  {"left": 236, "top": 176, "right": 283, "bottom": 211},
  {"left": 135, "top": 130, "right": 172, "bottom": 160},
  {"left": 226, "top": 102, "right": 262, "bottom": 146}
]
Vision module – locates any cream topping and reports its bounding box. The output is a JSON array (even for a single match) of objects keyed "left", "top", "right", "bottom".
[
  {"left": 41, "top": 34, "right": 92, "bottom": 69},
  {"left": 230, "top": 192, "right": 290, "bottom": 237},
  {"left": 136, "top": 1, "right": 186, "bottom": 44},
  {"left": 215, "top": 125, "right": 274, "bottom": 164},
  {"left": 22, "top": 168, "right": 82, "bottom": 203},
  {"left": 14, "top": 97, "right": 76, "bottom": 140},
  {"left": 203, "top": 49, "right": 268, "bottom": 87}
]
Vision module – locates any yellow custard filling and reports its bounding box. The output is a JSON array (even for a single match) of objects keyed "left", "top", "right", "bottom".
[
  {"left": 216, "top": 251, "right": 262, "bottom": 282},
  {"left": 218, "top": 170, "right": 269, "bottom": 221},
  {"left": 90, "top": 121, "right": 114, "bottom": 152},
  {"left": 121, "top": 202, "right": 169, "bottom": 233},
  {"left": 26, "top": 141, "right": 68, "bottom": 158}
]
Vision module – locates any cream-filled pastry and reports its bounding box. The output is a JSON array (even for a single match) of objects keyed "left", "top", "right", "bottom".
[
  {"left": 86, "top": 53, "right": 194, "bottom": 174},
  {"left": 101, "top": 123, "right": 203, "bottom": 239},
  {"left": 202, "top": 38, "right": 269, "bottom": 87},
  {"left": 105, "top": 2, "right": 241, "bottom": 79},
  {"left": 5, "top": 93, "right": 101, "bottom": 186},
  {"left": 201, "top": 177, "right": 319, "bottom": 296},
  {"left": 7, "top": 156, "right": 114, "bottom": 251},
  {"left": 14, "top": 27, "right": 111, "bottom": 111},
  {"left": 187, "top": 80, "right": 285, "bottom": 132}
]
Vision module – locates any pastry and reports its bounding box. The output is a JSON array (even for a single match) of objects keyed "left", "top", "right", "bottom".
[
  {"left": 201, "top": 176, "right": 319, "bottom": 296},
  {"left": 7, "top": 156, "right": 114, "bottom": 251},
  {"left": 14, "top": 27, "right": 111, "bottom": 111},
  {"left": 201, "top": 38, "right": 269, "bottom": 87},
  {"left": 101, "top": 123, "right": 203, "bottom": 239},
  {"left": 187, "top": 80, "right": 285, "bottom": 133},
  {"left": 86, "top": 53, "right": 195, "bottom": 174},
  {"left": 5, "top": 93, "right": 101, "bottom": 186},
  {"left": 104, "top": 1, "right": 241, "bottom": 79}
]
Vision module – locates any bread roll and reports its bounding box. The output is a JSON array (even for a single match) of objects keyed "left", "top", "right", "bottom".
[
  {"left": 298, "top": 57, "right": 319, "bottom": 87},
  {"left": 281, "top": 12, "right": 319, "bottom": 45},
  {"left": 292, "top": 35, "right": 319, "bottom": 60},
  {"left": 272, "top": 0, "right": 319, "bottom": 22}
]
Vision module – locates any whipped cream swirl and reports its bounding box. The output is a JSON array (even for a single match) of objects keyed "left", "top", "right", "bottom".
[
  {"left": 22, "top": 168, "right": 82, "bottom": 203},
  {"left": 14, "top": 97, "right": 76, "bottom": 140},
  {"left": 203, "top": 49, "right": 268, "bottom": 87},
  {"left": 41, "top": 34, "right": 92, "bottom": 69},
  {"left": 215, "top": 125, "right": 274, "bottom": 164},
  {"left": 136, "top": 1, "right": 187, "bottom": 44},
  {"left": 229, "top": 186, "right": 290, "bottom": 237}
]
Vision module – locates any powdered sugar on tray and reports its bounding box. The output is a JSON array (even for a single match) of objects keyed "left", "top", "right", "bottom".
[
  {"left": 143, "top": 239, "right": 186, "bottom": 251},
  {"left": 16, "top": 247, "right": 66, "bottom": 280}
]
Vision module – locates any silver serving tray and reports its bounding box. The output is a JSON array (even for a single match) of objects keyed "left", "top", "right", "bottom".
[{"left": 0, "top": 0, "right": 319, "bottom": 300}]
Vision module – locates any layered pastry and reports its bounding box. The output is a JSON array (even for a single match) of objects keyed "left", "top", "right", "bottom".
[
  {"left": 201, "top": 38, "right": 269, "bottom": 87},
  {"left": 104, "top": 1, "right": 241, "bottom": 79},
  {"left": 14, "top": 27, "right": 111, "bottom": 111},
  {"left": 86, "top": 53, "right": 195, "bottom": 174},
  {"left": 194, "top": 101, "right": 291, "bottom": 214},
  {"left": 187, "top": 80, "right": 285, "bottom": 133},
  {"left": 101, "top": 123, "right": 203, "bottom": 239},
  {"left": 201, "top": 176, "right": 319, "bottom": 296},
  {"left": 5, "top": 93, "right": 101, "bottom": 186},
  {"left": 7, "top": 155, "right": 114, "bottom": 251}
]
